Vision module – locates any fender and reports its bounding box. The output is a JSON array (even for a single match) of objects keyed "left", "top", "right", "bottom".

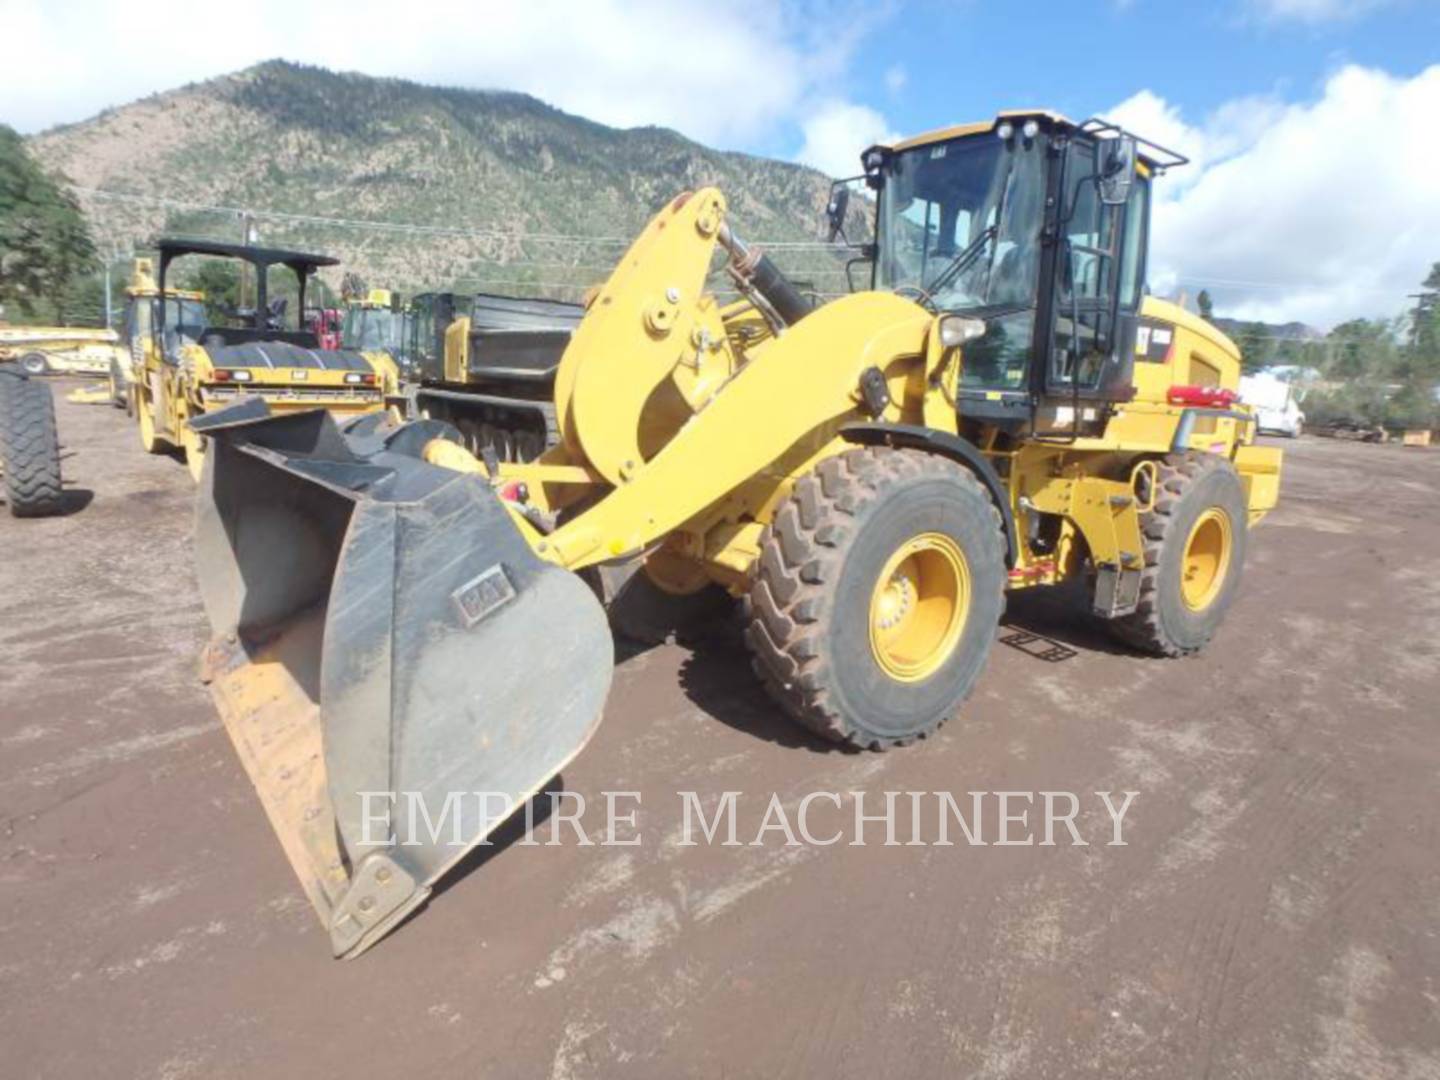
[{"left": 840, "top": 422, "right": 1018, "bottom": 568}]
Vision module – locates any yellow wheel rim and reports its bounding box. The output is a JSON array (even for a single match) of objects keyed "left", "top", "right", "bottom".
[
  {"left": 868, "top": 532, "right": 970, "bottom": 682},
  {"left": 1180, "top": 508, "right": 1232, "bottom": 611}
]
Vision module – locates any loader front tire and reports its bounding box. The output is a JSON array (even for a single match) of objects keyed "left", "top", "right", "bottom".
[
  {"left": 604, "top": 561, "right": 734, "bottom": 646},
  {"left": 745, "top": 447, "right": 1006, "bottom": 749},
  {"left": 0, "top": 371, "right": 64, "bottom": 518},
  {"left": 1109, "top": 452, "right": 1248, "bottom": 657}
]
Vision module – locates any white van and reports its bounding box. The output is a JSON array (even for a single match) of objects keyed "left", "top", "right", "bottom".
[{"left": 1240, "top": 372, "right": 1305, "bottom": 438}]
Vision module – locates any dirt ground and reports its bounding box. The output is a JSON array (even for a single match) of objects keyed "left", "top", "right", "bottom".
[{"left": 3, "top": 381, "right": 1439, "bottom": 1080}]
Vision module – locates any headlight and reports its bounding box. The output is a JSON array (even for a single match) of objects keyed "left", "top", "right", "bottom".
[
  {"left": 1021, "top": 119, "right": 1040, "bottom": 140},
  {"left": 938, "top": 315, "right": 986, "bottom": 348},
  {"left": 996, "top": 121, "right": 1014, "bottom": 140},
  {"left": 344, "top": 372, "right": 377, "bottom": 385},
  {"left": 213, "top": 369, "right": 252, "bottom": 382}
]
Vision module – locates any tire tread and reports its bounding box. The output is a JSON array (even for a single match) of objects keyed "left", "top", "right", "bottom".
[
  {"left": 0, "top": 372, "right": 64, "bottom": 518},
  {"left": 743, "top": 447, "right": 1004, "bottom": 749}
]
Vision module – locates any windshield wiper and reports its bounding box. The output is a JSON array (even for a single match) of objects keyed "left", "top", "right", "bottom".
[{"left": 923, "top": 224, "right": 996, "bottom": 297}]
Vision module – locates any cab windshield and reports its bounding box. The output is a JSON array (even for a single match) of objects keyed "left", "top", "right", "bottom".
[
  {"left": 342, "top": 307, "right": 400, "bottom": 352},
  {"left": 160, "top": 297, "right": 208, "bottom": 350},
  {"left": 876, "top": 134, "right": 1045, "bottom": 314}
]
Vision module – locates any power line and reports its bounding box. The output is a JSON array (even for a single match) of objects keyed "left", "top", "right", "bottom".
[{"left": 68, "top": 184, "right": 849, "bottom": 251}]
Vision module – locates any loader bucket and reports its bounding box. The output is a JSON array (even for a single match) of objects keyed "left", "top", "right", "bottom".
[{"left": 191, "top": 404, "right": 613, "bottom": 957}]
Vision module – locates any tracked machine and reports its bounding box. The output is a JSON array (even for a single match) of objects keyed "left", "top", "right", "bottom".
[
  {"left": 192, "top": 112, "right": 1282, "bottom": 956},
  {"left": 406, "top": 291, "right": 584, "bottom": 463}
]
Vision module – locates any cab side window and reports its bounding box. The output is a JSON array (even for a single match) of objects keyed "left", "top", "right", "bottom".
[
  {"left": 1052, "top": 142, "right": 1122, "bottom": 389},
  {"left": 1118, "top": 177, "right": 1150, "bottom": 310}
]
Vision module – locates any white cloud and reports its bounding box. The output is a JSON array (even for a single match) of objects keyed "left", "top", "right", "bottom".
[
  {"left": 796, "top": 100, "right": 898, "bottom": 178},
  {"left": 0, "top": 0, "right": 877, "bottom": 150},
  {"left": 1107, "top": 64, "right": 1440, "bottom": 328},
  {"left": 1244, "top": 0, "right": 1395, "bottom": 23}
]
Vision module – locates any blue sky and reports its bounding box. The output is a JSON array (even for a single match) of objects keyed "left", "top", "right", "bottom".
[
  {"left": 2, "top": 0, "right": 1437, "bottom": 326},
  {"left": 821, "top": 0, "right": 1439, "bottom": 160}
]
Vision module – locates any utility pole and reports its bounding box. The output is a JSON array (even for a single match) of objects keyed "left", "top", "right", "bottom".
[
  {"left": 1407, "top": 293, "right": 1430, "bottom": 349},
  {"left": 238, "top": 211, "right": 257, "bottom": 310}
]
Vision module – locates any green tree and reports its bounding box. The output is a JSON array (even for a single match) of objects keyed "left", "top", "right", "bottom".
[
  {"left": 0, "top": 125, "right": 95, "bottom": 319},
  {"left": 1326, "top": 318, "right": 1395, "bottom": 381},
  {"left": 1197, "top": 289, "right": 1214, "bottom": 322},
  {"left": 182, "top": 259, "right": 241, "bottom": 324},
  {"left": 1233, "top": 321, "right": 1277, "bottom": 374}
]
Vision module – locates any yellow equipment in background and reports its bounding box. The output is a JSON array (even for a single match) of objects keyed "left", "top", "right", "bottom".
[
  {"left": 340, "top": 288, "right": 405, "bottom": 356},
  {"left": 0, "top": 324, "right": 126, "bottom": 378},
  {"left": 110, "top": 257, "right": 205, "bottom": 409},
  {"left": 193, "top": 111, "right": 1282, "bottom": 957},
  {"left": 133, "top": 239, "right": 398, "bottom": 481}
]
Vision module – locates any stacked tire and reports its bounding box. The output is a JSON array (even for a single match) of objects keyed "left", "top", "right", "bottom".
[{"left": 0, "top": 368, "right": 64, "bottom": 517}]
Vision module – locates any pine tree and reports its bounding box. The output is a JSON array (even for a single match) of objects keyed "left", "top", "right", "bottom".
[{"left": 0, "top": 125, "right": 95, "bottom": 319}]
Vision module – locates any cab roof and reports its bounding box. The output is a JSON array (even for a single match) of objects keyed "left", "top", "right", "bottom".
[
  {"left": 156, "top": 238, "right": 340, "bottom": 277},
  {"left": 877, "top": 110, "right": 1182, "bottom": 171},
  {"left": 885, "top": 110, "right": 1074, "bottom": 153}
]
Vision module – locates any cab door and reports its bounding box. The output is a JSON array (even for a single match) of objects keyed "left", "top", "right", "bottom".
[{"left": 1042, "top": 138, "right": 1150, "bottom": 409}]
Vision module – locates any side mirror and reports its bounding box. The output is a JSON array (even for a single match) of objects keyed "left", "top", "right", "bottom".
[
  {"left": 825, "top": 183, "right": 851, "bottom": 243},
  {"left": 1099, "top": 135, "right": 1138, "bottom": 205}
]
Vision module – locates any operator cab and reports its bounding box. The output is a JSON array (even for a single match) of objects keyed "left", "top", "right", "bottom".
[
  {"left": 341, "top": 289, "right": 404, "bottom": 354},
  {"left": 836, "top": 112, "right": 1186, "bottom": 438},
  {"left": 155, "top": 239, "right": 341, "bottom": 354}
]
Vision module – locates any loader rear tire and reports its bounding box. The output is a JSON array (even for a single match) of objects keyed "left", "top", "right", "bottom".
[
  {"left": 745, "top": 447, "right": 1006, "bottom": 750},
  {"left": 0, "top": 371, "right": 64, "bottom": 518},
  {"left": 1108, "top": 452, "right": 1248, "bottom": 657},
  {"left": 20, "top": 353, "right": 49, "bottom": 376}
]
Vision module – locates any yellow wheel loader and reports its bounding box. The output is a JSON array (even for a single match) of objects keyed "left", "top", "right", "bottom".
[
  {"left": 133, "top": 240, "right": 399, "bottom": 482},
  {"left": 191, "top": 111, "right": 1282, "bottom": 957}
]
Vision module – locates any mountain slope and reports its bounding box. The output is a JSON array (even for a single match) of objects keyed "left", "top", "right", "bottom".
[{"left": 28, "top": 61, "right": 840, "bottom": 296}]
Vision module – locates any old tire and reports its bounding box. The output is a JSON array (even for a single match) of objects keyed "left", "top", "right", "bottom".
[
  {"left": 0, "top": 372, "right": 64, "bottom": 517},
  {"left": 1109, "top": 452, "right": 1248, "bottom": 657},
  {"left": 744, "top": 447, "right": 1006, "bottom": 749},
  {"left": 20, "top": 353, "right": 49, "bottom": 376}
]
